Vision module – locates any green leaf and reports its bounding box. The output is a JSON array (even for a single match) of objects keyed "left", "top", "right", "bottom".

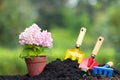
[
  {"left": 28, "top": 49, "right": 36, "bottom": 57},
  {"left": 20, "top": 45, "right": 45, "bottom": 59},
  {"left": 20, "top": 48, "right": 29, "bottom": 58},
  {"left": 34, "top": 45, "right": 41, "bottom": 50}
]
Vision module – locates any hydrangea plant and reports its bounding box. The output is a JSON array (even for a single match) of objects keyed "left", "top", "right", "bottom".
[{"left": 19, "top": 23, "right": 53, "bottom": 59}]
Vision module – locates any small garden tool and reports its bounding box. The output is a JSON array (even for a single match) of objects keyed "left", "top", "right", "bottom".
[
  {"left": 79, "top": 37, "right": 104, "bottom": 71},
  {"left": 93, "top": 61, "right": 114, "bottom": 77},
  {"left": 64, "top": 27, "right": 86, "bottom": 63}
]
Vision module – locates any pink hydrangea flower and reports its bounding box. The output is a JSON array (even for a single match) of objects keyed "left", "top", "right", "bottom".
[
  {"left": 41, "top": 30, "right": 53, "bottom": 48},
  {"left": 19, "top": 23, "right": 53, "bottom": 48}
]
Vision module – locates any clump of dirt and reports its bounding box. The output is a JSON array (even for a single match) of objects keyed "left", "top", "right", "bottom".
[{"left": 0, "top": 58, "right": 120, "bottom": 80}]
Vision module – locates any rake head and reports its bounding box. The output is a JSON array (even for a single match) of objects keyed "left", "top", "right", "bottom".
[
  {"left": 93, "top": 62, "right": 114, "bottom": 77},
  {"left": 93, "top": 66, "right": 114, "bottom": 77},
  {"left": 64, "top": 48, "right": 84, "bottom": 63}
]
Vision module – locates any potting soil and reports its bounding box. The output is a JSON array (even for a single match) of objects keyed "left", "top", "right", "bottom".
[{"left": 0, "top": 58, "right": 120, "bottom": 80}]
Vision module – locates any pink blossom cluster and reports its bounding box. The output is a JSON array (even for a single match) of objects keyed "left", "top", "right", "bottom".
[{"left": 19, "top": 23, "right": 53, "bottom": 48}]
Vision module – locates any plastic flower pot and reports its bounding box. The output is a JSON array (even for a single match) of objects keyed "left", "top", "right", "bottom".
[{"left": 25, "top": 56, "right": 46, "bottom": 77}]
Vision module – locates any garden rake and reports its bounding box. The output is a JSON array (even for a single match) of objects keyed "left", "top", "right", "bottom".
[
  {"left": 93, "top": 61, "right": 114, "bottom": 77},
  {"left": 64, "top": 27, "right": 86, "bottom": 63}
]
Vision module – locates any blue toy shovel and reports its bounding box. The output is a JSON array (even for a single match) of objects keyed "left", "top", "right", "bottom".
[{"left": 93, "top": 61, "right": 114, "bottom": 77}]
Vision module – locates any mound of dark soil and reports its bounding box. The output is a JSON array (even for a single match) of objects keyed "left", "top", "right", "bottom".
[{"left": 0, "top": 58, "right": 120, "bottom": 80}]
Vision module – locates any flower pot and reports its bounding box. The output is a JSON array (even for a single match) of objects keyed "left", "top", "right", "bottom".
[{"left": 25, "top": 56, "right": 46, "bottom": 77}]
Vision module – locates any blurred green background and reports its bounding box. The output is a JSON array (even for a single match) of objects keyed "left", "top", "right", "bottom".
[{"left": 0, "top": 0, "right": 120, "bottom": 75}]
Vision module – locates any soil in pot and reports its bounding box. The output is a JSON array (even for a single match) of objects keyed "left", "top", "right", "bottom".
[{"left": 0, "top": 58, "right": 120, "bottom": 80}]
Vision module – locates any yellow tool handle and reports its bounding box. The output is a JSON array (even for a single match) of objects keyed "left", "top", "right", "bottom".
[
  {"left": 76, "top": 27, "right": 86, "bottom": 48},
  {"left": 92, "top": 36, "right": 104, "bottom": 56},
  {"left": 107, "top": 61, "right": 114, "bottom": 67}
]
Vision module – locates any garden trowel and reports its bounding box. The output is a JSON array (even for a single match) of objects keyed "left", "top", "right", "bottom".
[
  {"left": 93, "top": 61, "right": 114, "bottom": 77},
  {"left": 79, "top": 36, "right": 104, "bottom": 71},
  {"left": 64, "top": 27, "right": 86, "bottom": 63}
]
